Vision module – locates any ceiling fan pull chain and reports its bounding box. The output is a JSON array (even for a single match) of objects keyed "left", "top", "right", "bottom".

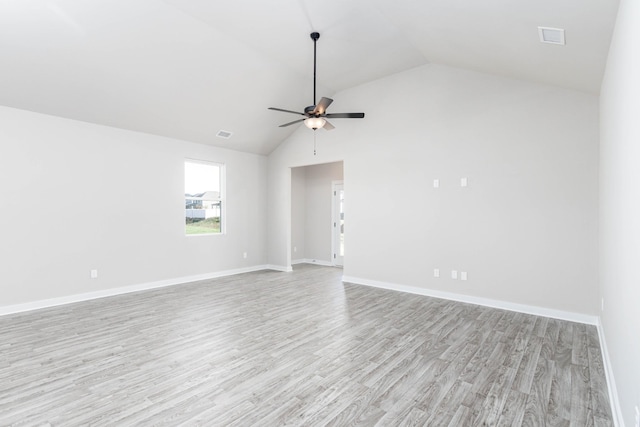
[{"left": 313, "top": 130, "right": 317, "bottom": 155}]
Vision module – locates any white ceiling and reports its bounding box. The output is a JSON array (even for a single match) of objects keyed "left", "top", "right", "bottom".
[{"left": 0, "top": 0, "right": 619, "bottom": 155}]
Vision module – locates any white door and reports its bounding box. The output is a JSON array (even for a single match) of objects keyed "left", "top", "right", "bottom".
[{"left": 332, "top": 182, "right": 344, "bottom": 266}]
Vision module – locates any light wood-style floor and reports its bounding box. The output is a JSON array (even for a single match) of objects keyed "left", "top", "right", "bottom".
[{"left": 0, "top": 265, "right": 612, "bottom": 426}]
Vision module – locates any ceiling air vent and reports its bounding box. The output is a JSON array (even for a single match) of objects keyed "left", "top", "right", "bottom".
[
  {"left": 216, "top": 130, "right": 233, "bottom": 139},
  {"left": 538, "top": 27, "right": 565, "bottom": 45}
]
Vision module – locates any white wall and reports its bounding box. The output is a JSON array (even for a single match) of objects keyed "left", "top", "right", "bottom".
[
  {"left": 291, "top": 166, "right": 306, "bottom": 261},
  {"left": 0, "top": 106, "right": 267, "bottom": 308},
  {"left": 600, "top": 0, "right": 640, "bottom": 424},
  {"left": 268, "top": 63, "right": 599, "bottom": 316}
]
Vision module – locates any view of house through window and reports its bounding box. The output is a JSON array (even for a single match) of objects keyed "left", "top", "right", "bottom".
[{"left": 185, "top": 160, "right": 223, "bottom": 235}]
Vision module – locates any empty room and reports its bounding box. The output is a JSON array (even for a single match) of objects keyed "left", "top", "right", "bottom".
[{"left": 0, "top": 0, "right": 638, "bottom": 425}]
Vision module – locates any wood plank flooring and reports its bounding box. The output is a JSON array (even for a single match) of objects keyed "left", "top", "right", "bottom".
[{"left": 0, "top": 265, "right": 612, "bottom": 426}]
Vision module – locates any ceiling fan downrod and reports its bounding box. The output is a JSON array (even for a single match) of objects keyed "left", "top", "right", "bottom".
[{"left": 311, "top": 32, "right": 320, "bottom": 107}]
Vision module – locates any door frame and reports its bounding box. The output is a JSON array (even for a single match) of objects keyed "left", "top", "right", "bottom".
[{"left": 331, "top": 180, "right": 344, "bottom": 267}]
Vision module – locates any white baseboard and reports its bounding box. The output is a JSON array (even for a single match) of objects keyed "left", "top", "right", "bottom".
[
  {"left": 266, "top": 264, "right": 293, "bottom": 273},
  {"left": 596, "top": 318, "right": 624, "bottom": 427},
  {"left": 291, "top": 259, "right": 306, "bottom": 265},
  {"left": 0, "top": 265, "right": 270, "bottom": 317},
  {"left": 296, "top": 259, "right": 335, "bottom": 267},
  {"left": 341, "top": 275, "right": 599, "bottom": 325}
]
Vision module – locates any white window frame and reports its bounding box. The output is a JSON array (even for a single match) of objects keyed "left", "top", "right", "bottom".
[{"left": 184, "top": 159, "right": 226, "bottom": 236}]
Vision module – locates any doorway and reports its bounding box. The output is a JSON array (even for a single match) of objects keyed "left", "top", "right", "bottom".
[{"left": 290, "top": 161, "right": 344, "bottom": 267}]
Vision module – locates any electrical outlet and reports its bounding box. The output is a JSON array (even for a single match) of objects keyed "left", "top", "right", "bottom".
[
  {"left": 461, "top": 271, "right": 468, "bottom": 281},
  {"left": 293, "top": 246, "right": 297, "bottom": 253},
  {"left": 243, "top": 252, "right": 247, "bottom": 259},
  {"left": 90, "top": 269, "right": 98, "bottom": 279},
  {"left": 433, "top": 179, "right": 439, "bottom": 188},
  {"left": 433, "top": 268, "right": 440, "bottom": 278},
  {"left": 460, "top": 177, "right": 468, "bottom": 187},
  {"left": 451, "top": 270, "right": 458, "bottom": 279}
]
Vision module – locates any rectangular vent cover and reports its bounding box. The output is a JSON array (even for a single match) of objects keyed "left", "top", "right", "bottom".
[
  {"left": 538, "top": 27, "right": 566, "bottom": 45},
  {"left": 216, "top": 130, "right": 233, "bottom": 139}
]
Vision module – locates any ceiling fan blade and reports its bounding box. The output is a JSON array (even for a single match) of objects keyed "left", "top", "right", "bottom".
[
  {"left": 312, "top": 97, "right": 333, "bottom": 115},
  {"left": 325, "top": 112, "right": 365, "bottom": 119},
  {"left": 279, "top": 118, "right": 305, "bottom": 128},
  {"left": 323, "top": 120, "right": 335, "bottom": 130},
  {"left": 268, "top": 107, "right": 305, "bottom": 116}
]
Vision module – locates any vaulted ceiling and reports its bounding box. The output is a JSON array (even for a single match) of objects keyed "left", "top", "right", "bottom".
[{"left": 0, "top": 0, "right": 619, "bottom": 154}]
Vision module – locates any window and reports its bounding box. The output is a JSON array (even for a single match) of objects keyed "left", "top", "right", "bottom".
[{"left": 185, "top": 160, "right": 224, "bottom": 235}]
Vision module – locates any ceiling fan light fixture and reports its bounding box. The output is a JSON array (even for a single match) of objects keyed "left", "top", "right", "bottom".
[{"left": 304, "top": 117, "right": 326, "bottom": 129}]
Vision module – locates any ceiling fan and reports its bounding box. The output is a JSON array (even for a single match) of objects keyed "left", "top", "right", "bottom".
[{"left": 268, "top": 32, "right": 365, "bottom": 131}]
